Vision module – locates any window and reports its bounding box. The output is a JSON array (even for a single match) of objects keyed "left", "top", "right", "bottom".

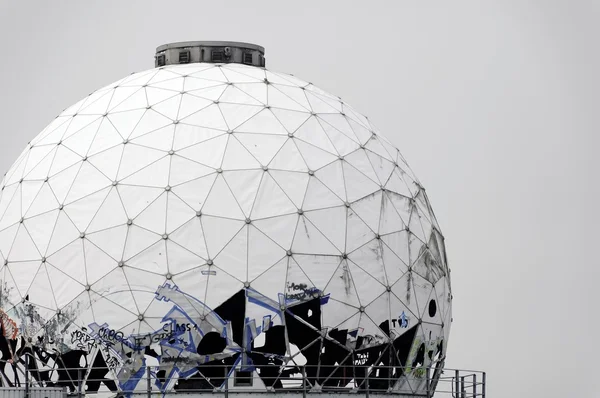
[
  {"left": 211, "top": 51, "right": 224, "bottom": 62},
  {"left": 234, "top": 370, "right": 253, "bottom": 387},
  {"left": 179, "top": 51, "right": 190, "bottom": 64},
  {"left": 243, "top": 52, "right": 253, "bottom": 64},
  {"left": 156, "top": 54, "right": 166, "bottom": 67}
]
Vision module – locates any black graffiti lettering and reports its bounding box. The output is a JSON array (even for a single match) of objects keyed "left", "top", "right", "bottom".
[
  {"left": 98, "top": 327, "right": 126, "bottom": 343},
  {"left": 106, "top": 356, "right": 120, "bottom": 369},
  {"left": 175, "top": 323, "right": 186, "bottom": 333},
  {"left": 134, "top": 335, "right": 148, "bottom": 347},
  {"left": 151, "top": 333, "right": 166, "bottom": 344},
  {"left": 71, "top": 329, "right": 100, "bottom": 351},
  {"left": 289, "top": 283, "right": 307, "bottom": 291},
  {"left": 163, "top": 322, "right": 197, "bottom": 334},
  {"left": 286, "top": 282, "right": 321, "bottom": 302}
]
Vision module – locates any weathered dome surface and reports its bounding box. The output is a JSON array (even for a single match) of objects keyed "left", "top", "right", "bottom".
[{"left": 0, "top": 63, "right": 451, "bottom": 393}]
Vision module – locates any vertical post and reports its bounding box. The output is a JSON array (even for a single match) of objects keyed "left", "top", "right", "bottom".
[
  {"left": 460, "top": 376, "right": 465, "bottom": 398},
  {"left": 146, "top": 366, "right": 151, "bottom": 398},
  {"left": 77, "top": 368, "right": 83, "bottom": 398},
  {"left": 24, "top": 353, "right": 29, "bottom": 398},
  {"left": 472, "top": 374, "right": 477, "bottom": 397},
  {"left": 425, "top": 366, "right": 431, "bottom": 398},
  {"left": 302, "top": 366, "right": 307, "bottom": 398},
  {"left": 365, "top": 371, "right": 369, "bottom": 398},
  {"left": 224, "top": 366, "right": 229, "bottom": 398},
  {"left": 482, "top": 372, "right": 486, "bottom": 398},
  {"left": 454, "top": 370, "right": 459, "bottom": 398}
]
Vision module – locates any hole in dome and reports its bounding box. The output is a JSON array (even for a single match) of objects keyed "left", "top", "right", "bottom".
[
  {"left": 197, "top": 332, "right": 226, "bottom": 355},
  {"left": 428, "top": 299, "right": 437, "bottom": 317},
  {"left": 412, "top": 342, "right": 426, "bottom": 369}
]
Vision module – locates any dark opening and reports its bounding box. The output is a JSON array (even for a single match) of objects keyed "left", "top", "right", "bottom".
[
  {"left": 197, "top": 332, "right": 226, "bottom": 355},
  {"left": 234, "top": 370, "right": 253, "bottom": 386},
  {"left": 393, "top": 324, "right": 419, "bottom": 369},
  {"left": 156, "top": 54, "right": 166, "bottom": 67},
  {"left": 179, "top": 51, "right": 190, "bottom": 64},
  {"left": 284, "top": 298, "right": 322, "bottom": 385},
  {"left": 176, "top": 290, "right": 245, "bottom": 392},
  {"left": 243, "top": 52, "right": 253, "bottom": 64},
  {"left": 213, "top": 289, "right": 246, "bottom": 346},
  {"left": 428, "top": 299, "right": 437, "bottom": 318},
  {"left": 212, "top": 51, "right": 224, "bottom": 62}
]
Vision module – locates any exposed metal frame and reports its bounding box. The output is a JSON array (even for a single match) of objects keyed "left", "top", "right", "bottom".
[{"left": 3, "top": 353, "right": 486, "bottom": 397}]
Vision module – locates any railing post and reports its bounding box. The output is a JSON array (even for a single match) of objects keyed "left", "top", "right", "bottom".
[
  {"left": 365, "top": 371, "right": 369, "bottom": 398},
  {"left": 482, "top": 372, "right": 486, "bottom": 398},
  {"left": 302, "top": 366, "right": 307, "bottom": 398},
  {"left": 460, "top": 376, "right": 465, "bottom": 398},
  {"left": 24, "top": 354, "right": 29, "bottom": 398},
  {"left": 224, "top": 365, "right": 229, "bottom": 398},
  {"left": 454, "top": 370, "right": 459, "bottom": 398},
  {"left": 472, "top": 374, "right": 477, "bottom": 397},
  {"left": 77, "top": 368, "right": 83, "bottom": 398},
  {"left": 425, "top": 366, "right": 431, "bottom": 398},
  {"left": 146, "top": 366, "right": 151, "bottom": 398}
]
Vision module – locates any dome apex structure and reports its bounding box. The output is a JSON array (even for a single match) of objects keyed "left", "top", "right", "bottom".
[
  {"left": 0, "top": 46, "right": 452, "bottom": 396},
  {"left": 155, "top": 41, "right": 266, "bottom": 67}
]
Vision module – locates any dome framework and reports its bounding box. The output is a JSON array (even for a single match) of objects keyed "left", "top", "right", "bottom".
[{"left": 0, "top": 61, "right": 451, "bottom": 395}]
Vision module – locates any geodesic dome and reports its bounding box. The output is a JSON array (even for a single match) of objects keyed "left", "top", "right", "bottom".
[{"left": 0, "top": 61, "right": 451, "bottom": 394}]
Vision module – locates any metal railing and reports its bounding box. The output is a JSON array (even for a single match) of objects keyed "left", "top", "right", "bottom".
[{"left": 0, "top": 354, "right": 485, "bottom": 397}]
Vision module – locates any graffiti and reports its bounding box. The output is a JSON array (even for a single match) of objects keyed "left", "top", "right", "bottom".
[
  {"left": 0, "top": 310, "right": 17, "bottom": 339},
  {"left": 0, "top": 279, "right": 441, "bottom": 396},
  {"left": 77, "top": 282, "right": 244, "bottom": 394},
  {"left": 285, "top": 282, "right": 321, "bottom": 301},
  {"left": 103, "top": 348, "right": 122, "bottom": 370},
  {"left": 391, "top": 311, "right": 410, "bottom": 329},
  {"left": 97, "top": 327, "right": 126, "bottom": 343},
  {"left": 355, "top": 352, "right": 369, "bottom": 365},
  {"left": 134, "top": 331, "right": 178, "bottom": 348},
  {"left": 163, "top": 322, "right": 198, "bottom": 333},
  {"left": 70, "top": 327, "right": 97, "bottom": 351}
]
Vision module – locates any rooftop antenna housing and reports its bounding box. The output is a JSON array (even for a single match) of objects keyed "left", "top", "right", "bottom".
[{"left": 155, "top": 41, "right": 266, "bottom": 67}]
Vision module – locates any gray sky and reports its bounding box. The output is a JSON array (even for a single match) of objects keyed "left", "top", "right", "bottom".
[{"left": 1, "top": 1, "right": 598, "bottom": 396}]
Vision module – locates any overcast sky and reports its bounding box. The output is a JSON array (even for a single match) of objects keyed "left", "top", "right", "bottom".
[{"left": 1, "top": 1, "right": 598, "bottom": 396}]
